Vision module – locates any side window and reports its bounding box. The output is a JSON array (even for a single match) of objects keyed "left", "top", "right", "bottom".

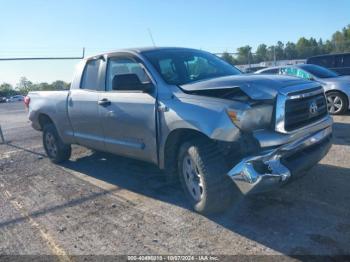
[
  {"left": 321, "top": 56, "right": 334, "bottom": 68},
  {"left": 343, "top": 54, "right": 350, "bottom": 67},
  {"left": 261, "top": 68, "right": 279, "bottom": 74},
  {"left": 81, "top": 59, "right": 103, "bottom": 90},
  {"left": 106, "top": 57, "right": 150, "bottom": 91},
  {"left": 335, "top": 56, "right": 343, "bottom": 68},
  {"left": 281, "top": 67, "right": 296, "bottom": 76}
]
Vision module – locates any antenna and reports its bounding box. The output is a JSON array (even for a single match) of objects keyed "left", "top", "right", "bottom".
[{"left": 147, "top": 28, "right": 156, "bottom": 47}]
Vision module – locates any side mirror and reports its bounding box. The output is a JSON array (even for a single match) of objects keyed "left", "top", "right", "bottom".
[
  {"left": 140, "top": 82, "right": 154, "bottom": 93},
  {"left": 112, "top": 74, "right": 153, "bottom": 93}
]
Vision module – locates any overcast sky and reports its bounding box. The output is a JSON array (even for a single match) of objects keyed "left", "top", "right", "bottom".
[{"left": 0, "top": 0, "right": 349, "bottom": 86}]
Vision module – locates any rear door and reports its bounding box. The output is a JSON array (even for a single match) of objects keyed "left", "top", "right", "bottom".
[
  {"left": 68, "top": 58, "right": 105, "bottom": 150},
  {"left": 98, "top": 55, "right": 158, "bottom": 164}
]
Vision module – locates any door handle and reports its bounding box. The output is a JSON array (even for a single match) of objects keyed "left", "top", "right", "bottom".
[
  {"left": 158, "top": 103, "right": 169, "bottom": 112},
  {"left": 68, "top": 97, "right": 73, "bottom": 107},
  {"left": 98, "top": 98, "right": 111, "bottom": 107}
]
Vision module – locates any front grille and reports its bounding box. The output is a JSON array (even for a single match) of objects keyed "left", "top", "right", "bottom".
[{"left": 284, "top": 92, "right": 327, "bottom": 131}]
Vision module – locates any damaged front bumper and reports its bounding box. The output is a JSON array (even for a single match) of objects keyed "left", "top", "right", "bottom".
[{"left": 227, "top": 126, "right": 332, "bottom": 194}]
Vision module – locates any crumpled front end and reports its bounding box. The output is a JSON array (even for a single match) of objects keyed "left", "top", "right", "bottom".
[
  {"left": 228, "top": 126, "right": 332, "bottom": 194},
  {"left": 227, "top": 84, "right": 333, "bottom": 195}
]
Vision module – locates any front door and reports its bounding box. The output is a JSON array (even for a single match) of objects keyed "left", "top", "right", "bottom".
[{"left": 98, "top": 56, "right": 158, "bottom": 164}]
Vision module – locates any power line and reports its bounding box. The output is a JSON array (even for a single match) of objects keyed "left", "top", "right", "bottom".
[{"left": 0, "top": 48, "right": 85, "bottom": 61}]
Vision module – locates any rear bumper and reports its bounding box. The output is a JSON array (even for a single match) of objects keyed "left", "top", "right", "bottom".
[{"left": 227, "top": 126, "right": 332, "bottom": 194}]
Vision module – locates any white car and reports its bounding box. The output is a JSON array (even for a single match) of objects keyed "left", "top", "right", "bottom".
[
  {"left": 6, "top": 95, "right": 24, "bottom": 103},
  {"left": 255, "top": 64, "right": 350, "bottom": 115}
]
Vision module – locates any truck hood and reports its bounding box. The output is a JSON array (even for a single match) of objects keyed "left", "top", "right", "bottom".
[{"left": 180, "top": 74, "right": 313, "bottom": 100}]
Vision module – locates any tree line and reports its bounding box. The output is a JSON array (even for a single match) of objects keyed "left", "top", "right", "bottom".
[
  {"left": 1, "top": 24, "right": 350, "bottom": 96},
  {"left": 0, "top": 77, "right": 70, "bottom": 97},
  {"left": 222, "top": 24, "right": 350, "bottom": 65}
]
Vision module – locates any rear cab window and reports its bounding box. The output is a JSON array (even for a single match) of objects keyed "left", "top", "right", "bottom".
[{"left": 81, "top": 59, "right": 104, "bottom": 91}]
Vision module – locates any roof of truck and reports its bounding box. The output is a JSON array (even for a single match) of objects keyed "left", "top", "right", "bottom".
[{"left": 85, "top": 47, "right": 204, "bottom": 60}]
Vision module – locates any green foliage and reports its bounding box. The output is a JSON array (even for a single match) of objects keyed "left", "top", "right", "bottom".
[
  {"left": 221, "top": 52, "right": 237, "bottom": 65},
  {"left": 0, "top": 78, "right": 70, "bottom": 97},
  {"left": 222, "top": 24, "right": 350, "bottom": 65},
  {"left": 16, "top": 77, "right": 34, "bottom": 95},
  {"left": 284, "top": 42, "right": 297, "bottom": 59},
  {"left": 255, "top": 44, "right": 268, "bottom": 62},
  {"left": 0, "top": 83, "right": 18, "bottom": 97},
  {"left": 236, "top": 45, "right": 252, "bottom": 64}
]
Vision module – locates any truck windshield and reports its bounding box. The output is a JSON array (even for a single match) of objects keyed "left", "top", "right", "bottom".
[
  {"left": 299, "top": 64, "right": 339, "bottom": 78},
  {"left": 143, "top": 49, "right": 241, "bottom": 85}
]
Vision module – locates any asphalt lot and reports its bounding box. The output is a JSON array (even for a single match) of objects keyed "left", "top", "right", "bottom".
[{"left": 0, "top": 102, "right": 350, "bottom": 258}]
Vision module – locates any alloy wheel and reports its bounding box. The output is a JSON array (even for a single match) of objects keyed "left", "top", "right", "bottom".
[
  {"left": 45, "top": 132, "right": 58, "bottom": 158},
  {"left": 182, "top": 154, "right": 204, "bottom": 202},
  {"left": 327, "top": 95, "right": 343, "bottom": 114}
]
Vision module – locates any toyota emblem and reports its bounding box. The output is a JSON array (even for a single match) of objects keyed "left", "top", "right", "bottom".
[{"left": 309, "top": 101, "right": 318, "bottom": 115}]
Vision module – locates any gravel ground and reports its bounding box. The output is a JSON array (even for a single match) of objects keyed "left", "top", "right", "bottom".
[{"left": 0, "top": 102, "right": 349, "bottom": 259}]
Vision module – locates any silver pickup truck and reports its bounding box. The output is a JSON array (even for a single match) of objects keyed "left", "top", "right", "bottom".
[{"left": 27, "top": 47, "right": 333, "bottom": 213}]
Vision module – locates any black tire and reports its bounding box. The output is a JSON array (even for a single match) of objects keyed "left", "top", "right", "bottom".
[
  {"left": 43, "top": 124, "right": 71, "bottom": 163},
  {"left": 178, "top": 138, "right": 241, "bottom": 214},
  {"left": 326, "top": 91, "right": 349, "bottom": 115}
]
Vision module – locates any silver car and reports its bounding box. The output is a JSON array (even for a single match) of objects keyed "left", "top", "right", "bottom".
[{"left": 256, "top": 64, "right": 350, "bottom": 114}]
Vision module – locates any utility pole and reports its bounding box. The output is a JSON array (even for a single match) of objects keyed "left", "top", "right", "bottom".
[
  {"left": 0, "top": 125, "right": 5, "bottom": 144},
  {"left": 248, "top": 51, "right": 251, "bottom": 69},
  {"left": 273, "top": 46, "right": 276, "bottom": 66}
]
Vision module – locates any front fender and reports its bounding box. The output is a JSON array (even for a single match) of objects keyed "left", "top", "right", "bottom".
[{"left": 158, "top": 95, "right": 242, "bottom": 169}]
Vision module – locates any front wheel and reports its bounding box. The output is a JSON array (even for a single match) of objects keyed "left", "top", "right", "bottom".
[
  {"left": 43, "top": 124, "right": 71, "bottom": 163},
  {"left": 326, "top": 91, "right": 348, "bottom": 115},
  {"left": 178, "top": 138, "right": 240, "bottom": 214}
]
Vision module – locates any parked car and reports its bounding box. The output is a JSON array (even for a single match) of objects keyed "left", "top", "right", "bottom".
[
  {"left": 0, "top": 96, "right": 7, "bottom": 103},
  {"left": 6, "top": 95, "right": 24, "bottom": 103},
  {"left": 27, "top": 47, "right": 332, "bottom": 214},
  {"left": 307, "top": 53, "right": 350, "bottom": 76},
  {"left": 256, "top": 64, "right": 350, "bottom": 114}
]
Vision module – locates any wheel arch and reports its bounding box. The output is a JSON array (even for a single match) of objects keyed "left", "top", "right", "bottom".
[
  {"left": 161, "top": 128, "right": 210, "bottom": 174},
  {"left": 38, "top": 113, "right": 54, "bottom": 130},
  {"left": 325, "top": 89, "right": 350, "bottom": 110}
]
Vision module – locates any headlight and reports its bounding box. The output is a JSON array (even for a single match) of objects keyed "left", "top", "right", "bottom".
[{"left": 226, "top": 104, "right": 273, "bottom": 131}]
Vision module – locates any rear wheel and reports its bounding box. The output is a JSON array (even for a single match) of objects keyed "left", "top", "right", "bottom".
[
  {"left": 178, "top": 138, "right": 240, "bottom": 214},
  {"left": 43, "top": 124, "right": 71, "bottom": 163},
  {"left": 326, "top": 91, "right": 348, "bottom": 115}
]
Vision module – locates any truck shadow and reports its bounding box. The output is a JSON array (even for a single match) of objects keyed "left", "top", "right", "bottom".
[
  {"left": 62, "top": 151, "right": 350, "bottom": 255},
  {"left": 332, "top": 122, "right": 350, "bottom": 146}
]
